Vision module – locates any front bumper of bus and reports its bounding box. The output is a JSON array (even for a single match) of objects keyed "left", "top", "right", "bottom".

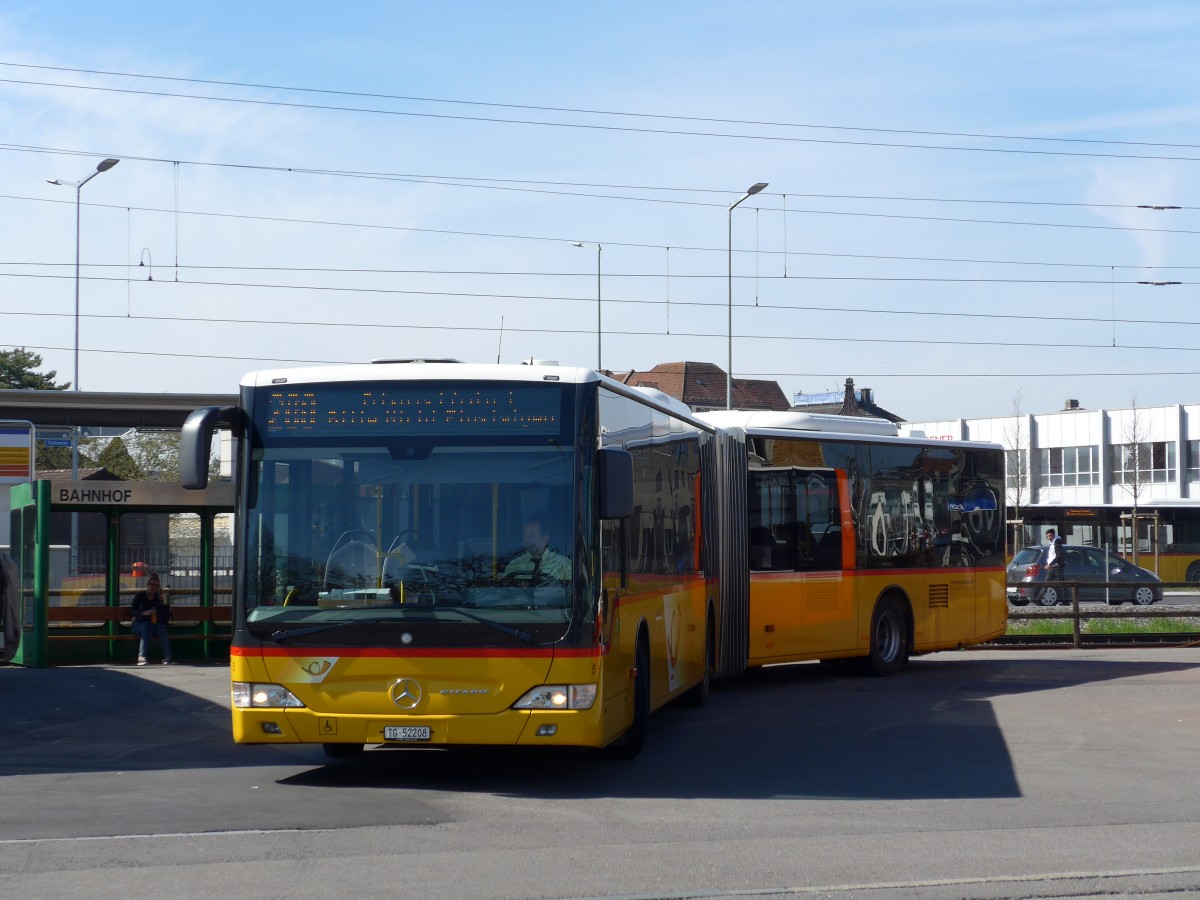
[
  {"left": 229, "top": 648, "right": 626, "bottom": 749},
  {"left": 231, "top": 697, "right": 610, "bottom": 748}
]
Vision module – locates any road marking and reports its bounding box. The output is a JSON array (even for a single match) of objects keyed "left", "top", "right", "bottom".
[
  {"left": 574, "top": 865, "right": 1200, "bottom": 899},
  {"left": 0, "top": 827, "right": 338, "bottom": 845}
]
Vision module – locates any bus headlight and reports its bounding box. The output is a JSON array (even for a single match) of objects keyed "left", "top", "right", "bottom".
[
  {"left": 512, "top": 684, "right": 597, "bottom": 710},
  {"left": 232, "top": 682, "right": 306, "bottom": 709}
]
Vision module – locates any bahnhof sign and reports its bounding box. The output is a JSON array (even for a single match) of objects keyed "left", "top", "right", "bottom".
[{"left": 1, "top": 391, "right": 236, "bottom": 667}]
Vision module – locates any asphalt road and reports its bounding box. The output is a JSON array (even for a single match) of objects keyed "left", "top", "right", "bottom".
[{"left": 2, "top": 648, "right": 1200, "bottom": 899}]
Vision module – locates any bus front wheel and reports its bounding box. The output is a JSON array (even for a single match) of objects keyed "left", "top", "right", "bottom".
[{"left": 603, "top": 637, "right": 650, "bottom": 760}]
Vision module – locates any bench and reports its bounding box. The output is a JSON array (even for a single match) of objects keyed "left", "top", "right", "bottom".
[{"left": 47, "top": 605, "right": 233, "bottom": 647}]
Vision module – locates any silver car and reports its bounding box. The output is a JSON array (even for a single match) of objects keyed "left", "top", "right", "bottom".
[{"left": 1008, "top": 545, "right": 1162, "bottom": 607}]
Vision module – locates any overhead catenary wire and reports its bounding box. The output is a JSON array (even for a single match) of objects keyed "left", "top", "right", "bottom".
[
  {"left": 4, "top": 307, "right": 1200, "bottom": 353},
  {"left": 3, "top": 191, "right": 1199, "bottom": 268},
  {"left": 2, "top": 147, "right": 1200, "bottom": 213},
  {"left": 6, "top": 65, "right": 1200, "bottom": 163},
  {"left": 8, "top": 250, "right": 1200, "bottom": 275},
  {"left": 1, "top": 269, "right": 1194, "bottom": 289},
  {"left": 6, "top": 63, "right": 1196, "bottom": 402},
  {"left": 3, "top": 340, "right": 1199, "bottom": 382},
  {"left": 5, "top": 61, "right": 1200, "bottom": 153}
]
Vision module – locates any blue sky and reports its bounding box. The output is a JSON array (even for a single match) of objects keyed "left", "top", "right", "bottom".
[{"left": 2, "top": 1, "right": 1199, "bottom": 422}]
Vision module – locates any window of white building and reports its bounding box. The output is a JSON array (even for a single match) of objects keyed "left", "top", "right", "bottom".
[
  {"left": 1111, "top": 441, "right": 1176, "bottom": 484},
  {"left": 1038, "top": 445, "right": 1101, "bottom": 487},
  {"left": 1186, "top": 440, "right": 1200, "bottom": 482}
]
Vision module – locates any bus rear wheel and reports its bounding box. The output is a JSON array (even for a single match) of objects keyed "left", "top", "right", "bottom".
[
  {"left": 603, "top": 637, "right": 649, "bottom": 760},
  {"left": 865, "top": 595, "right": 908, "bottom": 676}
]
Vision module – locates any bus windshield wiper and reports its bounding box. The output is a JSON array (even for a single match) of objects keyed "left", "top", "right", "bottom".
[
  {"left": 269, "top": 617, "right": 427, "bottom": 643},
  {"left": 435, "top": 605, "right": 534, "bottom": 643},
  {"left": 268, "top": 609, "right": 531, "bottom": 643}
]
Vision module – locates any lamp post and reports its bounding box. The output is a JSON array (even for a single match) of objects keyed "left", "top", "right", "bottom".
[
  {"left": 46, "top": 157, "right": 120, "bottom": 392},
  {"left": 572, "top": 241, "right": 602, "bottom": 371},
  {"left": 728, "top": 182, "right": 768, "bottom": 409},
  {"left": 46, "top": 158, "right": 118, "bottom": 579}
]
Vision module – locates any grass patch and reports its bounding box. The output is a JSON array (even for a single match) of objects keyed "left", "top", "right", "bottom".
[
  {"left": 1007, "top": 616, "right": 1200, "bottom": 636},
  {"left": 1085, "top": 617, "right": 1200, "bottom": 634},
  {"left": 1007, "top": 618, "right": 1072, "bottom": 635}
]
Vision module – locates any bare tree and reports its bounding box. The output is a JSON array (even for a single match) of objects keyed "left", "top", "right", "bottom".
[
  {"left": 1004, "top": 391, "right": 1030, "bottom": 549},
  {"left": 1114, "top": 398, "right": 1148, "bottom": 565}
]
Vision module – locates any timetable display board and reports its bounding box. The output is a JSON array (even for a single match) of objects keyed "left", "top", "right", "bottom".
[
  {"left": 259, "top": 383, "right": 564, "bottom": 438},
  {"left": 0, "top": 421, "right": 33, "bottom": 483}
]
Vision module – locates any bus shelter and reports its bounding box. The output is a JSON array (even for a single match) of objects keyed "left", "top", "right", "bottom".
[{"left": 6, "top": 479, "right": 234, "bottom": 667}]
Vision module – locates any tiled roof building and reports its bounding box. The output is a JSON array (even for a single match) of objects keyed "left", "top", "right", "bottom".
[{"left": 614, "top": 362, "right": 789, "bottom": 413}]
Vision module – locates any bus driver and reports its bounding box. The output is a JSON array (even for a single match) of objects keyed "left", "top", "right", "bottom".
[{"left": 502, "top": 513, "right": 571, "bottom": 584}]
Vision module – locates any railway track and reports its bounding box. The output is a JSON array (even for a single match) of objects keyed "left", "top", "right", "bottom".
[{"left": 988, "top": 632, "right": 1200, "bottom": 648}]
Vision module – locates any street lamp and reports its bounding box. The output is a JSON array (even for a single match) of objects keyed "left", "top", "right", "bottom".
[
  {"left": 46, "top": 157, "right": 120, "bottom": 392},
  {"left": 728, "top": 182, "right": 768, "bottom": 409},
  {"left": 46, "top": 157, "right": 118, "bottom": 579},
  {"left": 572, "top": 241, "right": 602, "bottom": 371}
]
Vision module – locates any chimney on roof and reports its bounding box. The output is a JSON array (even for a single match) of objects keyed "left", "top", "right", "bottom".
[
  {"left": 861, "top": 387, "right": 872, "bottom": 406},
  {"left": 839, "top": 378, "right": 858, "bottom": 416}
]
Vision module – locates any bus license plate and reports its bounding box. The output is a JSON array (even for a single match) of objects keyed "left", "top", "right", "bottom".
[{"left": 384, "top": 725, "right": 431, "bottom": 742}]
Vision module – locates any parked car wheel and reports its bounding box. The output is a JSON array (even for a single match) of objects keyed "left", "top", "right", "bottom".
[
  {"left": 1035, "top": 586, "right": 1061, "bottom": 607},
  {"left": 1130, "top": 585, "right": 1158, "bottom": 606}
]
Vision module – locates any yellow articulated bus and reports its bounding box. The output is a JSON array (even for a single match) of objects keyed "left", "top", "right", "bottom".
[
  {"left": 700, "top": 411, "right": 1008, "bottom": 675},
  {"left": 181, "top": 361, "right": 748, "bottom": 759},
  {"left": 181, "top": 362, "right": 1004, "bottom": 759}
]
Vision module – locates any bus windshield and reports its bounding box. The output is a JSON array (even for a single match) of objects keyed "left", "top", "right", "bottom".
[{"left": 240, "top": 380, "right": 584, "bottom": 647}]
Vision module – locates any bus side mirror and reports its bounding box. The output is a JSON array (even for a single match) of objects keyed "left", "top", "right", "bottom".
[
  {"left": 597, "top": 447, "right": 633, "bottom": 520},
  {"left": 181, "top": 406, "right": 242, "bottom": 489}
]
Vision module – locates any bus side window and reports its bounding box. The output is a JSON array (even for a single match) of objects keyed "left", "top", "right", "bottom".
[
  {"left": 815, "top": 526, "right": 843, "bottom": 569},
  {"left": 797, "top": 469, "right": 842, "bottom": 571}
]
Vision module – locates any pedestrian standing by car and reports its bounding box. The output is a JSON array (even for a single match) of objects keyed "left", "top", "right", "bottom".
[
  {"left": 130, "top": 572, "right": 173, "bottom": 666},
  {"left": 1044, "top": 529, "right": 1065, "bottom": 586}
]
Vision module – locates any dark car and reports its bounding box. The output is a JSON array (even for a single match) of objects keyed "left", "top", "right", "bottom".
[{"left": 1008, "top": 544, "right": 1162, "bottom": 607}]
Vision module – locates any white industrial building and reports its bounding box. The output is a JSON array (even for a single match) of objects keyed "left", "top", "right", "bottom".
[{"left": 908, "top": 399, "right": 1200, "bottom": 566}]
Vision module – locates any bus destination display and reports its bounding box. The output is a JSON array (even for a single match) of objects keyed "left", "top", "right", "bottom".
[{"left": 262, "top": 384, "right": 562, "bottom": 437}]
